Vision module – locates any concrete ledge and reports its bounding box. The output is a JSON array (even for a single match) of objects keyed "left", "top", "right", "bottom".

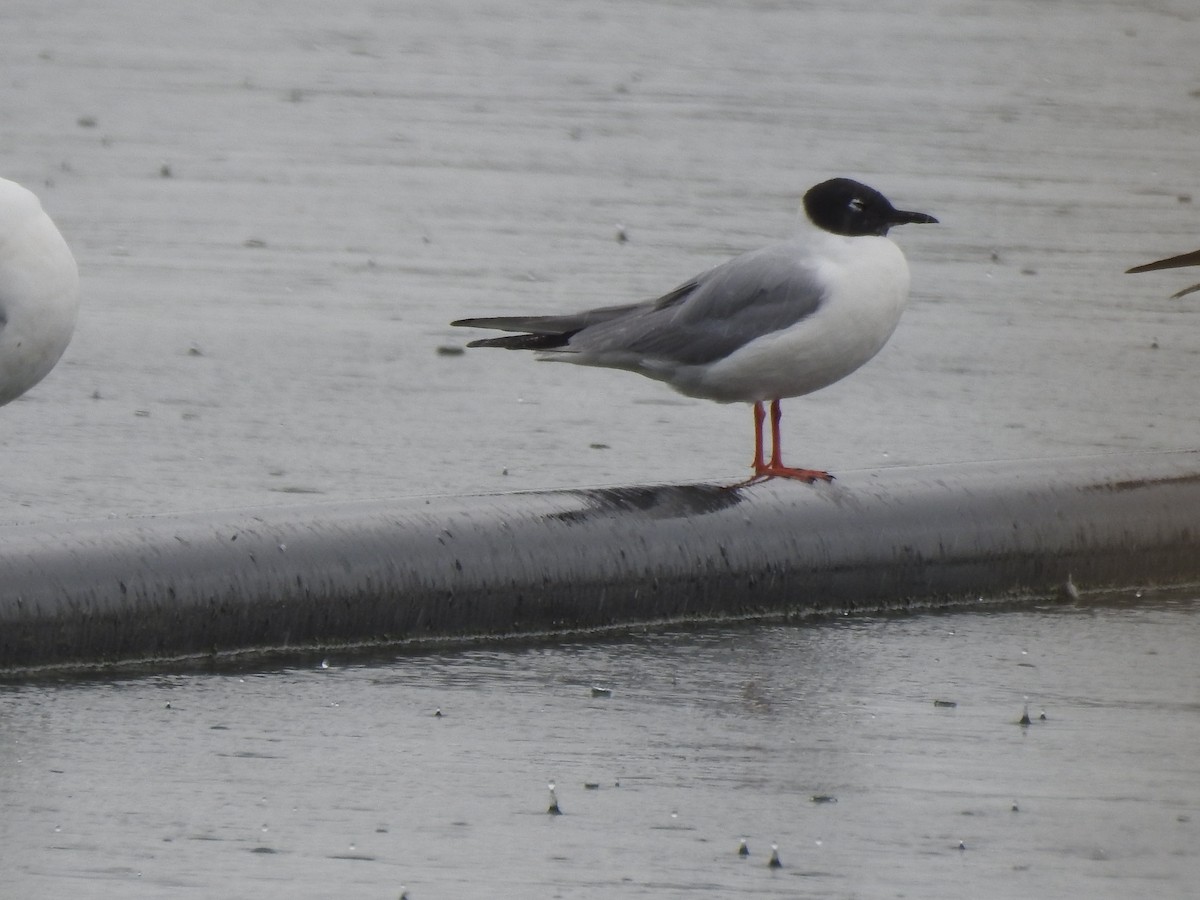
[{"left": 2, "top": 451, "right": 1199, "bottom": 674}]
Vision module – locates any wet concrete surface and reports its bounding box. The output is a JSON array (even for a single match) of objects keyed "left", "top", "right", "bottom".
[
  {"left": 3, "top": 595, "right": 1199, "bottom": 899},
  {"left": 1, "top": 0, "right": 1198, "bottom": 521},
  {"left": 3, "top": 451, "right": 1199, "bottom": 671}
]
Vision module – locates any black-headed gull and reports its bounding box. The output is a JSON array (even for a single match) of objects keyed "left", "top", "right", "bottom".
[{"left": 453, "top": 178, "right": 936, "bottom": 484}]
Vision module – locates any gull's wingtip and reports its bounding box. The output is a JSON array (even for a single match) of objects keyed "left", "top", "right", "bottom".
[{"left": 1126, "top": 248, "right": 1200, "bottom": 274}]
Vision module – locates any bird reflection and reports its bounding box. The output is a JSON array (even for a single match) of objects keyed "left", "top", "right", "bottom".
[{"left": 546, "top": 483, "right": 744, "bottom": 525}]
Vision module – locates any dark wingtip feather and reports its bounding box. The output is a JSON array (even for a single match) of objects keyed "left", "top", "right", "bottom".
[
  {"left": 466, "top": 333, "right": 572, "bottom": 350},
  {"left": 1127, "top": 248, "right": 1200, "bottom": 274}
]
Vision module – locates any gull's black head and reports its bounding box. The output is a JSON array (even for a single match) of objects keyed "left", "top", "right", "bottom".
[{"left": 803, "top": 178, "right": 937, "bottom": 237}]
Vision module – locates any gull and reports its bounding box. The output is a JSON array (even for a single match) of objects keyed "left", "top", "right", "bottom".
[
  {"left": 452, "top": 178, "right": 936, "bottom": 484},
  {"left": 0, "top": 177, "right": 78, "bottom": 407},
  {"left": 1126, "top": 247, "right": 1200, "bottom": 299}
]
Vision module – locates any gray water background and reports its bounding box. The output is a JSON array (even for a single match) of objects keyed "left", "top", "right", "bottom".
[
  {"left": 3, "top": 595, "right": 1199, "bottom": 899},
  {"left": 2, "top": 1, "right": 1199, "bottom": 898}
]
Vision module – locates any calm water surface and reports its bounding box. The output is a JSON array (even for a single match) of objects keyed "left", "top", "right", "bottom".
[{"left": 3, "top": 596, "right": 1198, "bottom": 899}]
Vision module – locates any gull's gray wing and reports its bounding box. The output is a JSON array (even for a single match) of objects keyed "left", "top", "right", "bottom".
[{"left": 566, "top": 241, "right": 827, "bottom": 367}]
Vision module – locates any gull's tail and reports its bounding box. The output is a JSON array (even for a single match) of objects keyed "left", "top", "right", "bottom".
[{"left": 451, "top": 301, "right": 646, "bottom": 350}]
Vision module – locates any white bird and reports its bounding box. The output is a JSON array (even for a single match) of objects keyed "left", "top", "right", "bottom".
[
  {"left": 452, "top": 178, "right": 935, "bottom": 484},
  {"left": 0, "top": 177, "right": 79, "bottom": 406}
]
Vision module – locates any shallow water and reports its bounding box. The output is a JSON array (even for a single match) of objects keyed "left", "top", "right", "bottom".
[
  {"left": 1, "top": 0, "right": 1198, "bottom": 522},
  {"left": 3, "top": 595, "right": 1198, "bottom": 899}
]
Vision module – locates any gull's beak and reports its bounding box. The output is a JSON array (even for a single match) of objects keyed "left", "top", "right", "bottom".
[
  {"left": 1126, "top": 248, "right": 1200, "bottom": 274},
  {"left": 876, "top": 206, "right": 937, "bottom": 236},
  {"left": 890, "top": 208, "right": 939, "bottom": 227}
]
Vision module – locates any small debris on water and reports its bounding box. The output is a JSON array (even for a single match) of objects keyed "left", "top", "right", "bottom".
[
  {"left": 811, "top": 794, "right": 838, "bottom": 804},
  {"left": 590, "top": 686, "right": 612, "bottom": 698},
  {"left": 933, "top": 699, "right": 957, "bottom": 708},
  {"left": 436, "top": 345, "right": 465, "bottom": 357}
]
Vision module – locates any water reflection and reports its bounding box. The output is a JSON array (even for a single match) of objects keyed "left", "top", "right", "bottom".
[
  {"left": 1, "top": 598, "right": 1198, "bottom": 898},
  {"left": 545, "top": 483, "right": 744, "bottom": 524}
]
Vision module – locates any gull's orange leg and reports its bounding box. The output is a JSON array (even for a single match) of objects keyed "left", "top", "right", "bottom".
[
  {"left": 727, "top": 400, "right": 833, "bottom": 488},
  {"left": 751, "top": 400, "right": 767, "bottom": 471},
  {"left": 763, "top": 399, "right": 833, "bottom": 483}
]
